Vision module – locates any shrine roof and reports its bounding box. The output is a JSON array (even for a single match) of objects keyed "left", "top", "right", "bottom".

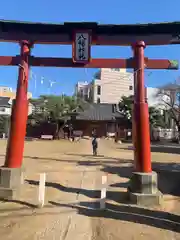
[{"left": 75, "top": 103, "right": 123, "bottom": 121}]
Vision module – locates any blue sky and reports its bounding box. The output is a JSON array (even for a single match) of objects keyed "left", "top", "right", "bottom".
[{"left": 1, "top": 0, "right": 180, "bottom": 98}]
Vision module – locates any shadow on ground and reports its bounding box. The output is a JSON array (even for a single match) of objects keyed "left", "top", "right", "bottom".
[
  {"left": 119, "top": 145, "right": 180, "bottom": 154},
  {"left": 1, "top": 149, "right": 180, "bottom": 233},
  {"left": 102, "top": 162, "right": 180, "bottom": 197},
  {"left": 0, "top": 200, "right": 37, "bottom": 209},
  {"left": 26, "top": 157, "right": 180, "bottom": 210},
  {"left": 49, "top": 200, "right": 180, "bottom": 233},
  {"left": 25, "top": 154, "right": 180, "bottom": 199},
  {"left": 3, "top": 155, "right": 178, "bottom": 215},
  {"left": 0, "top": 154, "right": 133, "bottom": 167},
  {"left": 1, "top": 157, "right": 179, "bottom": 234},
  {"left": 151, "top": 146, "right": 180, "bottom": 154},
  {"left": 26, "top": 179, "right": 101, "bottom": 199},
  {"left": 26, "top": 178, "right": 129, "bottom": 205}
]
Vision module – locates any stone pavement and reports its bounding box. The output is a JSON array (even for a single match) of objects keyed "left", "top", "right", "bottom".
[{"left": 0, "top": 139, "right": 179, "bottom": 239}]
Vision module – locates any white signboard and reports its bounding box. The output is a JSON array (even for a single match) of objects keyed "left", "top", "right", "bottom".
[{"left": 73, "top": 31, "right": 91, "bottom": 63}]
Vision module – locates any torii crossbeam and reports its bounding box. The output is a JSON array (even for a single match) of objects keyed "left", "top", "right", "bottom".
[{"left": 0, "top": 56, "right": 178, "bottom": 69}]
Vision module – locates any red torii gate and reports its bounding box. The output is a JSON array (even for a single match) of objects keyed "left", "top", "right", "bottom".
[{"left": 0, "top": 20, "right": 179, "bottom": 205}]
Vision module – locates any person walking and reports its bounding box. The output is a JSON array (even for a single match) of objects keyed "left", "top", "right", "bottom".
[
  {"left": 92, "top": 128, "right": 98, "bottom": 156},
  {"left": 92, "top": 135, "right": 98, "bottom": 156}
]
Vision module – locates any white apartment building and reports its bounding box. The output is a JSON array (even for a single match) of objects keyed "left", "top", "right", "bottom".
[
  {"left": 75, "top": 69, "right": 175, "bottom": 109},
  {"left": 92, "top": 68, "right": 133, "bottom": 103},
  {"left": 75, "top": 81, "right": 90, "bottom": 101},
  {"left": 76, "top": 68, "right": 134, "bottom": 104}
]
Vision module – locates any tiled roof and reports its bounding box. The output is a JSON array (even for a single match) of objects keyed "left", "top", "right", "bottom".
[
  {"left": 29, "top": 99, "right": 45, "bottom": 106},
  {"left": 75, "top": 103, "right": 123, "bottom": 121},
  {"left": 0, "top": 97, "right": 11, "bottom": 107}
]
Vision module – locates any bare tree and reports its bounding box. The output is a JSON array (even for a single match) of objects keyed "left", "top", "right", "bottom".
[{"left": 157, "top": 81, "right": 180, "bottom": 141}]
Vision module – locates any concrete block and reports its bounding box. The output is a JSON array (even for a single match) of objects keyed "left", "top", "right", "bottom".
[
  {"left": 0, "top": 167, "right": 22, "bottom": 189},
  {"left": 0, "top": 187, "right": 20, "bottom": 200},
  {"left": 0, "top": 167, "right": 22, "bottom": 200},
  {"left": 128, "top": 191, "right": 162, "bottom": 207},
  {"left": 128, "top": 171, "right": 158, "bottom": 194},
  {"left": 127, "top": 171, "right": 162, "bottom": 207}
]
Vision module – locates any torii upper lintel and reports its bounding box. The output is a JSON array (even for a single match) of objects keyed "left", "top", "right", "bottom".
[{"left": 0, "top": 20, "right": 180, "bottom": 45}]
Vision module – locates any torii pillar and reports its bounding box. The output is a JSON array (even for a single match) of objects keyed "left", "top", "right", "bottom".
[
  {"left": 127, "top": 41, "right": 161, "bottom": 206},
  {"left": 0, "top": 41, "right": 31, "bottom": 200}
]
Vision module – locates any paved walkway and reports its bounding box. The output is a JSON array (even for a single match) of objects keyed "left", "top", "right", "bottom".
[{"left": 0, "top": 139, "right": 179, "bottom": 239}]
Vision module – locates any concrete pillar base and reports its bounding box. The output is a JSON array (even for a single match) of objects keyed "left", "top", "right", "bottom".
[
  {"left": 0, "top": 167, "right": 23, "bottom": 200},
  {"left": 127, "top": 171, "right": 162, "bottom": 207}
]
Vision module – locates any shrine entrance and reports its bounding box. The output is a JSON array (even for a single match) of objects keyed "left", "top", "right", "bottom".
[{"left": 0, "top": 20, "right": 179, "bottom": 205}]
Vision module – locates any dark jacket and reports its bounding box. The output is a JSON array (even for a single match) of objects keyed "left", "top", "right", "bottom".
[{"left": 92, "top": 137, "right": 98, "bottom": 148}]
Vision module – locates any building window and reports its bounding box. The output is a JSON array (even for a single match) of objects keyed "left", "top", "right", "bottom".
[
  {"left": 84, "top": 95, "right": 89, "bottom": 101},
  {"left": 111, "top": 68, "right": 119, "bottom": 71},
  {"left": 97, "top": 85, "right": 101, "bottom": 95},
  {"left": 80, "top": 89, "right": 83, "bottom": 97},
  {"left": 97, "top": 97, "right": 101, "bottom": 103},
  {"left": 129, "top": 85, "right": 133, "bottom": 90}
]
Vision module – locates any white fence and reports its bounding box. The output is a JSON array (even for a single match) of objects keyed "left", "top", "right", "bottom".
[
  {"left": 151, "top": 128, "right": 179, "bottom": 140},
  {"left": 117, "top": 128, "right": 179, "bottom": 141}
]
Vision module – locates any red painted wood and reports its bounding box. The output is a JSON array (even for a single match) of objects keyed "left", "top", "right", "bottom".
[
  {"left": 145, "top": 59, "right": 178, "bottom": 69},
  {"left": 0, "top": 32, "right": 176, "bottom": 46},
  {"left": 133, "top": 41, "right": 152, "bottom": 173},
  {"left": 30, "top": 57, "right": 133, "bottom": 68},
  {"left": 0, "top": 56, "right": 177, "bottom": 69},
  {"left": 0, "top": 56, "right": 20, "bottom": 65},
  {"left": 4, "top": 41, "right": 31, "bottom": 168}
]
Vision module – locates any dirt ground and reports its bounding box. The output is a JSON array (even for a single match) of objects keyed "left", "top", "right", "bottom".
[{"left": 0, "top": 138, "right": 180, "bottom": 240}]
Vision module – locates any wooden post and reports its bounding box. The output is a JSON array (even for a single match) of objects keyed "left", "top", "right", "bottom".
[
  {"left": 133, "top": 41, "right": 151, "bottom": 173},
  {"left": 5, "top": 41, "right": 31, "bottom": 168}
]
